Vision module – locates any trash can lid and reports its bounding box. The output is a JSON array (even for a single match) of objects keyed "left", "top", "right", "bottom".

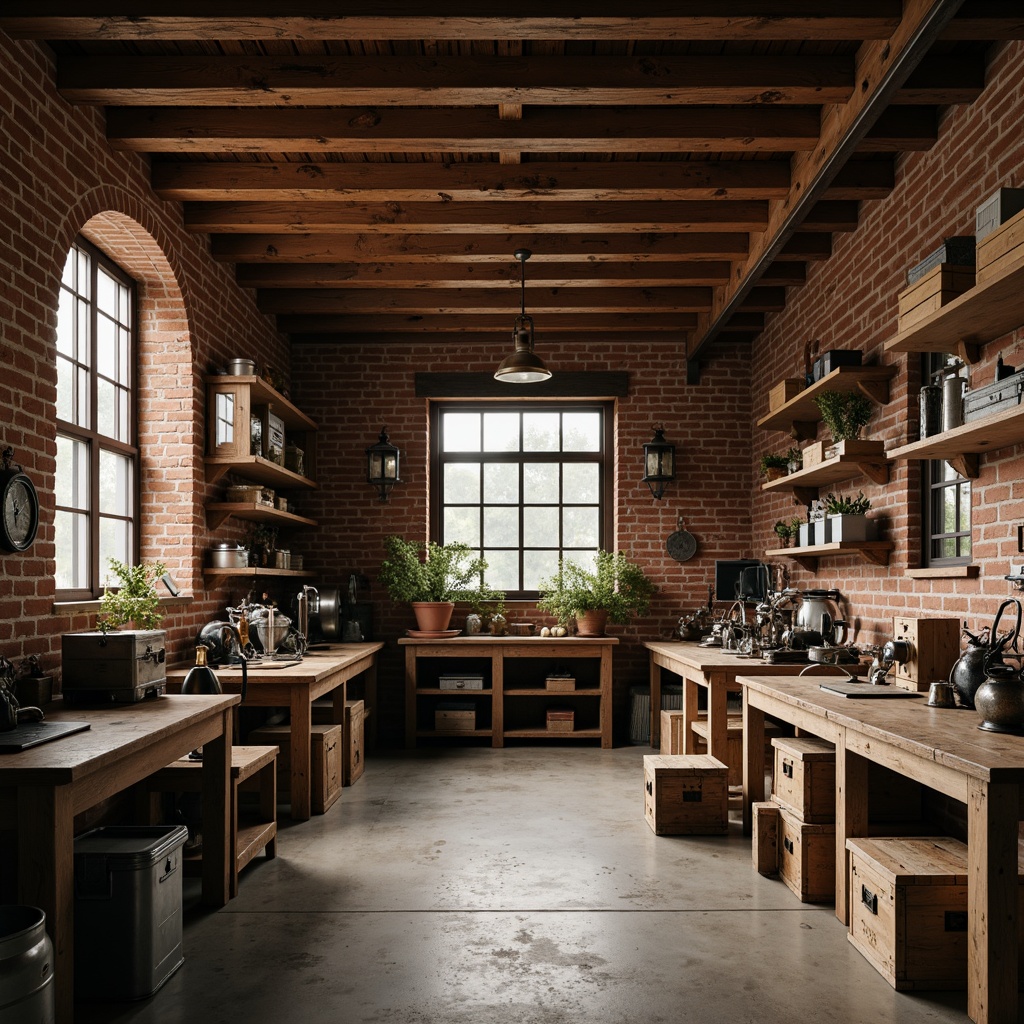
[{"left": 74, "top": 825, "right": 189, "bottom": 867}]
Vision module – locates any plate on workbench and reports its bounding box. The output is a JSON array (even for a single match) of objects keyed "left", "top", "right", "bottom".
[{"left": 406, "top": 629, "right": 461, "bottom": 639}]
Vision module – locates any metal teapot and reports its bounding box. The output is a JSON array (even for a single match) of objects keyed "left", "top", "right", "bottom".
[
  {"left": 975, "top": 655, "right": 1024, "bottom": 733},
  {"left": 950, "top": 599, "right": 1022, "bottom": 709},
  {"left": 794, "top": 589, "right": 846, "bottom": 645}
]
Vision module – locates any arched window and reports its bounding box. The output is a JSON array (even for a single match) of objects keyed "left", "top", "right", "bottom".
[{"left": 54, "top": 238, "right": 139, "bottom": 598}]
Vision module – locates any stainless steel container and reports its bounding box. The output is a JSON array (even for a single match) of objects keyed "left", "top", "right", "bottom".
[
  {"left": 209, "top": 543, "right": 248, "bottom": 568},
  {"left": 942, "top": 373, "right": 965, "bottom": 432},
  {"left": 226, "top": 358, "right": 256, "bottom": 376},
  {"left": 918, "top": 384, "right": 942, "bottom": 438},
  {"left": 0, "top": 906, "right": 54, "bottom": 1024}
]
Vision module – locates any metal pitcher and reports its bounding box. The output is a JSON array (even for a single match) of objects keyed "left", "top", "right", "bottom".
[{"left": 950, "top": 599, "right": 1022, "bottom": 709}]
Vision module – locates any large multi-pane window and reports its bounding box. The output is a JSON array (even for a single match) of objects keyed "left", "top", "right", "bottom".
[
  {"left": 431, "top": 403, "right": 612, "bottom": 599},
  {"left": 923, "top": 353, "right": 971, "bottom": 566},
  {"left": 55, "top": 239, "right": 138, "bottom": 597}
]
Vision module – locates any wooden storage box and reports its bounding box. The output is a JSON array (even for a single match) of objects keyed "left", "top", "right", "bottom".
[
  {"left": 435, "top": 702, "right": 476, "bottom": 732},
  {"left": 545, "top": 676, "right": 576, "bottom": 692},
  {"left": 752, "top": 800, "right": 781, "bottom": 876},
  {"left": 847, "top": 836, "right": 1024, "bottom": 990},
  {"left": 643, "top": 754, "right": 729, "bottom": 836},
  {"left": 890, "top": 616, "right": 961, "bottom": 692},
  {"left": 248, "top": 723, "right": 342, "bottom": 814},
  {"left": 769, "top": 378, "right": 804, "bottom": 411},
  {"left": 897, "top": 263, "right": 975, "bottom": 332},
  {"left": 546, "top": 708, "right": 575, "bottom": 733},
  {"left": 344, "top": 699, "right": 364, "bottom": 786},
  {"left": 771, "top": 736, "right": 836, "bottom": 823},
  {"left": 777, "top": 803, "right": 835, "bottom": 903},
  {"left": 977, "top": 206, "right": 1024, "bottom": 286},
  {"left": 801, "top": 441, "right": 825, "bottom": 469}
]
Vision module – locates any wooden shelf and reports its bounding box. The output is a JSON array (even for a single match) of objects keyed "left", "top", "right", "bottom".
[
  {"left": 204, "top": 374, "right": 316, "bottom": 431},
  {"left": 504, "top": 688, "right": 602, "bottom": 696},
  {"left": 757, "top": 365, "right": 898, "bottom": 440},
  {"left": 416, "top": 688, "right": 493, "bottom": 695},
  {"left": 205, "top": 455, "right": 318, "bottom": 489},
  {"left": 503, "top": 728, "right": 602, "bottom": 739},
  {"left": 883, "top": 255, "right": 1024, "bottom": 364},
  {"left": 761, "top": 442, "right": 889, "bottom": 504},
  {"left": 203, "top": 566, "right": 308, "bottom": 580},
  {"left": 416, "top": 729, "right": 492, "bottom": 738},
  {"left": 886, "top": 402, "right": 1024, "bottom": 479},
  {"left": 206, "top": 502, "right": 318, "bottom": 530},
  {"left": 765, "top": 540, "right": 894, "bottom": 570}
]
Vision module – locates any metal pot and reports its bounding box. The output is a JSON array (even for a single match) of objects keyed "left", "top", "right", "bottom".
[
  {"left": 795, "top": 589, "right": 844, "bottom": 643},
  {"left": 975, "top": 660, "right": 1024, "bottom": 733},
  {"left": 209, "top": 543, "right": 248, "bottom": 569},
  {"left": 950, "top": 599, "right": 1022, "bottom": 709},
  {"left": 313, "top": 586, "right": 341, "bottom": 640},
  {"left": 226, "top": 358, "right": 256, "bottom": 376}
]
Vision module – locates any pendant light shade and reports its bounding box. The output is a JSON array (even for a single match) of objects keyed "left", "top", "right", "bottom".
[{"left": 495, "top": 249, "right": 551, "bottom": 383}]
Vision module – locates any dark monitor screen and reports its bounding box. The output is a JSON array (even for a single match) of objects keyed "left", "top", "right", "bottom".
[{"left": 714, "top": 559, "right": 767, "bottom": 603}]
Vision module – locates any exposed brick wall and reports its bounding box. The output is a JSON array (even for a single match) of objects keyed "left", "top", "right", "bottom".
[{"left": 751, "top": 39, "right": 1024, "bottom": 655}]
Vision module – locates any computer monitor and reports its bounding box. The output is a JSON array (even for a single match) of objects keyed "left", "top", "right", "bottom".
[{"left": 714, "top": 559, "right": 767, "bottom": 603}]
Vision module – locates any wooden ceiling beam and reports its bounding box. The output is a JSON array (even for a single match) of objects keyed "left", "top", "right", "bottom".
[
  {"left": 236, "top": 261, "right": 734, "bottom": 289},
  {"left": 184, "top": 199, "right": 770, "bottom": 234},
  {"left": 273, "top": 312, "right": 697, "bottom": 334},
  {"left": 153, "top": 158, "right": 894, "bottom": 203},
  {"left": 210, "top": 231, "right": 752, "bottom": 262},
  {"left": 105, "top": 105, "right": 857, "bottom": 154},
  {"left": 0, "top": 5, "right": 906, "bottom": 42},
  {"left": 689, "top": 0, "right": 966, "bottom": 363},
  {"left": 257, "top": 286, "right": 712, "bottom": 314},
  {"left": 776, "top": 234, "right": 832, "bottom": 261},
  {"left": 289, "top": 332, "right": 681, "bottom": 347},
  {"left": 57, "top": 54, "right": 855, "bottom": 107}
]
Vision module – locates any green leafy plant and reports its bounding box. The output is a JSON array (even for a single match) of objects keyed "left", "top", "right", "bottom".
[
  {"left": 814, "top": 390, "right": 873, "bottom": 442},
  {"left": 97, "top": 559, "right": 167, "bottom": 633},
  {"left": 536, "top": 550, "right": 657, "bottom": 626},
  {"left": 759, "top": 452, "right": 790, "bottom": 478},
  {"left": 773, "top": 520, "right": 796, "bottom": 542},
  {"left": 786, "top": 446, "right": 803, "bottom": 466},
  {"left": 823, "top": 491, "right": 872, "bottom": 516},
  {"left": 379, "top": 536, "right": 493, "bottom": 604}
]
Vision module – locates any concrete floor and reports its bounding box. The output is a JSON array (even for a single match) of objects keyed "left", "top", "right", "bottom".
[{"left": 78, "top": 744, "right": 979, "bottom": 1024}]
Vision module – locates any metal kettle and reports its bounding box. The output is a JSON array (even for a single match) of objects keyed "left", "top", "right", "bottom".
[
  {"left": 950, "top": 599, "right": 1022, "bottom": 709},
  {"left": 794, "top": 589, "right": 846, "bottom": 645}
]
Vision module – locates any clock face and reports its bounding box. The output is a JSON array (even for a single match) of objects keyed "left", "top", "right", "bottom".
[{"left": 2, "top": 473, "right": 39, "bottom": 552}]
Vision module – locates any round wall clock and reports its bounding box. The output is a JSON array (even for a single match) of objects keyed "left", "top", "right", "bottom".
[
  {"left": 0, "top": 447, "right": 40, "bottom": 552},
  {"left": 666, "top": 516, "right": 697, "bottom": 562}
]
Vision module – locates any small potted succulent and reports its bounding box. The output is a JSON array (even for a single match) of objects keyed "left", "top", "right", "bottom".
[
  {"left": 772, "top": 518, "right": 803, "bottom": 548},
  {"left": 823, "top": 491, "right": 875, "bottom": 542}
]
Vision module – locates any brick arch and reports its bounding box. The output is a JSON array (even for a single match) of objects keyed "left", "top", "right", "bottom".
[{"left": 57, "top": 191, "right": 201, "bottom": 592}]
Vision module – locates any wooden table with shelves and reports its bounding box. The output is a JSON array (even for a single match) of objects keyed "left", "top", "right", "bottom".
[
  {"left": 0, "top": 694, "right": 238, "bottom": 1024},
  {"left": 400, "top": 636, "right": 616, "bottom": 748},
  {"left": 167, "top": 644, "right": 381, "bottom": 821},
  {"left": 739, "top": 672, "right": 1024, "bottom": 1024}
]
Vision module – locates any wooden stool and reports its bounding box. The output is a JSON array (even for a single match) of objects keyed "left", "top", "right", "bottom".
[
  {"left": 643, "top": 754, "right": 729, "bottom": 836},
  {"left": 142, "top": 744, "right": 279, "bottom": 897}
]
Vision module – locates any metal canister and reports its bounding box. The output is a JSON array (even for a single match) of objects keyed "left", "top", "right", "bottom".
[
  {"left": 942, "top": 373, "right": 965, "bottom": 432},
  {"left": 918, "top": 384, "right": 942, "bottom": 438},
  {"left": 0, "top": 906, "right": 54, "bottom": 1024}
]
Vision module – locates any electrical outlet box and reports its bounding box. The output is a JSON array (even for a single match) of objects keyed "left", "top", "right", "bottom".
[{"left": 891, "top": 617, "right": 961, "bottom": 692}]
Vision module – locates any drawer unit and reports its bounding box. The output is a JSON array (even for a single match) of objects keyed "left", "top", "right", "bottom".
[
  {"left": 249, "top": 723, "right": 341, "bottom": 814},
  {"left": 777, "top": 804, "right": 835, "bottom": 903},
  {"left": 771, "top": 736, "right": 836, "bottom": 823},
  {"left": 643, "top": 754, "right": 729, "bottom": 836}
]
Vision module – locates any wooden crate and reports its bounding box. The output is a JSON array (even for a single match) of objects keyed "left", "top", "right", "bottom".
[
  {"left": 435, "top": 707, "right": 476, "bottom": 732},
  {"left": 545, "top": 676, "right": 576, "bottom": 692},
  {"left": 344, "top": 699, "right": 364, "bottom": 786},
  {"left": 777, "top": 803, "right": 835, "bottom": 903},
  {"left": 771, "top": 736, "right": 836, "bottom": 823},
  {"left": 977, "top": 206, "right": 1024, "bottom": 286},
  {"left": 890, "top": 616, "right": 961, "bottom": 692},
  {"left": 801, "top": 441, "right": 825, "bottom": 469},
  {"left": 769, "top": 377, "right": 804, "bottom": 411},
  {"left": 752, "top": 800, "right": 780, "bottom": 876},
  {"left": 643, "top": 754, "right": 729, "bottom": 836},
  {"left": 546, "top": 708, "right": 575, "bottom": 732},
  {"left": 249, "top": 723, "right": 342, "bottom": 814},
  {"left": 896, "top": 263, "right": 975, "bottom": 332}
]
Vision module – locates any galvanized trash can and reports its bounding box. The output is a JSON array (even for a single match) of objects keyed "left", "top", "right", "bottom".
[
  {"left": 73, "top": 824, "right": 189, "bottom": 1000},
  {"left": 0, "top": 906, "right": 54, "bottom": 1023},
  {"left": 629, "top": 683, "right": 682, "bottom": 744}
]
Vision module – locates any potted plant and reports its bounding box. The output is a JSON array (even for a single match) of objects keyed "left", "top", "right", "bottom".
[
  {"left": 785, "top": 446, "right": 803, "bottom": 474},
  {"left": 96, "top": 559, "right": 168, "bottom": 633},
  {"left": 463, "top": 584, "right": 508, "bottom": 636},
  {"left": 759, "top": 452, "right": 790, "bottom": 481},
  {"left": 772, "top": 519, "right": 802, "bottom": 547},
  {"left": 823, "top": 491, "right": 875, "bottom": 542},
  {"left": 814, "top": 390, "right": 873, "bottom": 446},
  {"left": 536, "top": 550, "right": 657, "bottom": 637},
  {"left": 379, "top": 536, "right": 491, "bottom": 632}
]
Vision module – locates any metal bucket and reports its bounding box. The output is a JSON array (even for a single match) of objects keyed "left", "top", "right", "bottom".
[{"left": 0, "top": 906, "right": 54, "bottom": 1024}]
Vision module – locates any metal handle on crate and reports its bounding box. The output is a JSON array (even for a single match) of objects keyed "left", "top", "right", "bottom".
[
  {"left": 861, "top": 885, "right": 878, "bottom": 915},
  {"left": 783, "top": 837, "right": 794, "bottom": 855},
  {"left": 646, "top": 780, "right": 652, "bottom": 795},
  {"left": 783, "top": 761, "right": 794, "bottom": 778},
  {"left": 143, "top": 645, "right": 166, "bottom": 664}
]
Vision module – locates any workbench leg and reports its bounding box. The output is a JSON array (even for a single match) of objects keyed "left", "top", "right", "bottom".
[
  {"left": 649, "top": 658, "right": 661, "bottom": 749},
  {"left": 364, "top": 660, "right": 378, "bottom": 750},
  {"left": 741, "top": 697, "right": 764, "bottom": 836},
  {"left": 707, "top": 673, "right": 728, "bottom": 766},
  {"left": 290, "top": 690, "right": 312, "bottom": 821},
  {"left": 405, "top": 645, "right": 418, "bottom": 750},
  {"left": 18, "top": 784, "right": 74, "bottom": 1024},
  {"left": 201, "top": 708, "right": 232, "bottom": 906},
  {"left": 682, "top": 677, "right": 699, "bottom": 754},
  {"left": 834, "top": 731, "right": 868, "bottom": 927},
  {"left": 599, "top": 648, "right": 612, "bottom": 748},
  {"left": 967, "top": 778, "right": 1019, "bottom": 1024}
]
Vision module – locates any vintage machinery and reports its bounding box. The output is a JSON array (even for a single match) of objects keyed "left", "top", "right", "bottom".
[{"left": 886, "top": 616, "right": 961, "bottom": 692}]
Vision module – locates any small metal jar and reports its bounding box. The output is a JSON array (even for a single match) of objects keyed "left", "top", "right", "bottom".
[{"left": 918, "top": 384, "right": 942, "bottom": 439}]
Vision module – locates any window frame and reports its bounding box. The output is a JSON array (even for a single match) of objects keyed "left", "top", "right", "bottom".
[
  {"left": 54, "top": 237, "right": 140, "bottom": 600},
  {"left": 921, "top": 353, "right": 971, "bottom": 568},
  {"left": 429, "top": 400, "right": 614, "bottom": 600}
]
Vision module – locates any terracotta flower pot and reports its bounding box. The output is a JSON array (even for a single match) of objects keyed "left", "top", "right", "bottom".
[
  {"left": 411, "top": 601, "right": 455, "bottom": 632},
  {"left": 575, "top": 609, "right": 609, "bottom": 637}
]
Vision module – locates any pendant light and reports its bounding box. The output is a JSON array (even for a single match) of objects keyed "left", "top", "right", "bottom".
[{"left": 494, "top": 249, "right": 552, "bottom": 383}]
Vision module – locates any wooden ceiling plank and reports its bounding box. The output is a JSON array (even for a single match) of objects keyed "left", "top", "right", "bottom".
[
  {"left": 183, "top": 199, "right": 770, "bottom": 233},
  {"left": 210, "top": 231, "right": 752, "bottom": 262},
  {"left": 153, "top": 158, "right": 796, "bottom": 202},
  {"left": 273, "top": 312, "right": 698, "bottom": 334},
  {"left": 56, "top": 54, "right": 856, "bottom": 106},
  {"left": 689, "top": 0, "right": 966, "bottom": 362}
]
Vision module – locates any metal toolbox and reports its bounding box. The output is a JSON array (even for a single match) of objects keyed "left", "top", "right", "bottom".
[
  {"left": 906, "top": 236, "right": 975, "bottom": 284},
  {"left": 61, "top": 630, "right": 167, "bottom": 704},
  {"left": 963, "top": 367, "right": 1024, "bottom": 422},
  {"left": 976, "top": 187, "right": 1024, "bottom": 242},
  {"left": 811, "top": 349, "right": 862, "bottom": 381}
]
